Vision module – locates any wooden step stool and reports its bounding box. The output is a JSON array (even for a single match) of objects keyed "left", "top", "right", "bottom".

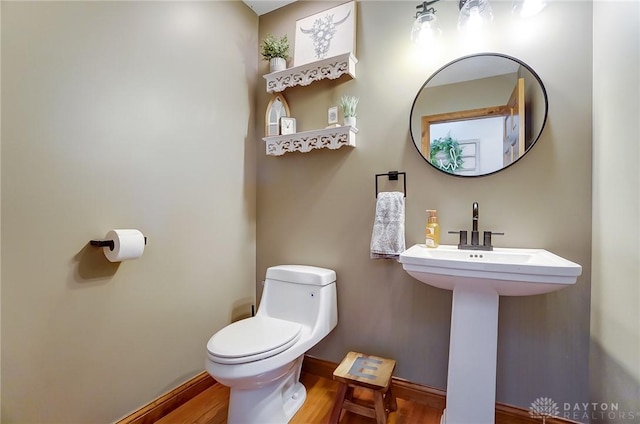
[{"left": 329, "top": 351, "right": 398, "bottom": 424}]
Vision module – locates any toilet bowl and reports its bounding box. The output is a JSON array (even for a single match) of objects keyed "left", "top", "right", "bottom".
[{"left": 205, "top": 265, "right": 338, "bottom": 424}]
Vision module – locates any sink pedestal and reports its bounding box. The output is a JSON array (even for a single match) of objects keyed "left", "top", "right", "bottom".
[
  {"left": 444, "top": 285, "right": 499, "bottom": 424},
  {"left": 398, "top": 244, "right": 582, "bottom": 424}
]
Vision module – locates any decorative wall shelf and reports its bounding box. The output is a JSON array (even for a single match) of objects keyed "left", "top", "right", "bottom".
[
  {"left": 264, "top": 53, "right": 358, "bottom": 93},
  {"left": 262, "top": 126, "right": 357, "bottom": 156}
]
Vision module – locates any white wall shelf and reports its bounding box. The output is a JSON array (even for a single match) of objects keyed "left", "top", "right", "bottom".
[
  {"left": 264, "top": 53, "right": 357, "bottom": 93},
  {"left": 262, "top": 126, "right": 357, "bottom": 156}
]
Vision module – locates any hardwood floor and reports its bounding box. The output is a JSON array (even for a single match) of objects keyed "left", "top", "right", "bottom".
[{"left": 155, "top": 372, "right": 443, "bottom": 424}]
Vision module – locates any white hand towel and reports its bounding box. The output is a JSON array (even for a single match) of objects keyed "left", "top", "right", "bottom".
[{"left": 370, "top": 192, "right": 406, "bottom": 259}]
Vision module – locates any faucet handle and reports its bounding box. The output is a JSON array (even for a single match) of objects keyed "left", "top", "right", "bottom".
[
  {"left": 448, "top": 230, "right": 468, "bottom": 246},
  {"left": 483, "top": 231, "right": 504, "bottom": 249}
]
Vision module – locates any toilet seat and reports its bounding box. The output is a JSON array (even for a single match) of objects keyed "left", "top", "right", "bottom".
[{"left": 207, "top": 316, "right": 302, "bottom": 365}]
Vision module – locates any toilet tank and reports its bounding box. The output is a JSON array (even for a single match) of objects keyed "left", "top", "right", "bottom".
[{"left": 259, "top": 265, "right": 337, "bottom": 330}]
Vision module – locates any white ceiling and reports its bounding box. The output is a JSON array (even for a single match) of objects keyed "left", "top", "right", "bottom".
[{"left": 242, "top": 1, "right": 297, "bottom": 16}]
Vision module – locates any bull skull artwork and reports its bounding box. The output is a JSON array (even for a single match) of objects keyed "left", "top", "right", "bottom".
[{"left": 299, "top": 9, "right": 351, "bottom": 60}]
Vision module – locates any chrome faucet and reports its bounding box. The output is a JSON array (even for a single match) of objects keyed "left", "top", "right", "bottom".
[
  {"left": 471, "top": 201, "right": 480, "bottom": 246},
  {"left": 448, "top": 201, "right": 504, "bottom": 251}
]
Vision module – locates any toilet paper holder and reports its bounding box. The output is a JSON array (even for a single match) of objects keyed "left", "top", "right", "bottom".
[{"left": 90, "top": 237, "right": 148, "bottom": 251}]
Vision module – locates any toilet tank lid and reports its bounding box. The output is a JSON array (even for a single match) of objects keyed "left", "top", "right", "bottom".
[{"left": 266, "top": 265, "right": 336, "bottom": 286}]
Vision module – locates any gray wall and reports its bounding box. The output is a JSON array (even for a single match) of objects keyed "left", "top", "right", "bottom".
[
  {"left": 591, "top": 1, "right": 640, "bottom": 420},
  {"left": 1, "top": 2, "right": 257, "bottom": 422},
  {"left": 257, "top": 0, "right": 592, "bottom": 411}
]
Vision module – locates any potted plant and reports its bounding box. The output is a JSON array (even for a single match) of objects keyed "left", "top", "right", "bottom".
[
  {"left": 339, "top": 95, "right": 359, "bottom": 127},
  {"left": 261, "top": 34, "right": 290, "bottom": 73}
]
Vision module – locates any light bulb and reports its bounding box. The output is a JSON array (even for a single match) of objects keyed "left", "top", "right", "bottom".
[
  {"left": 466, "top": 7, "right": 484, "bottom": 32},
  {"left": 411, "top": 12, "right": 442, "bottom": 46},
  {"left": 458, "top": 0, "right": 493, "bottom": 34}
]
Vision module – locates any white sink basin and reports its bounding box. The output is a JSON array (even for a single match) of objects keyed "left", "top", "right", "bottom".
[
  {"left": 399, "top": 244, "right": 582, "bottom": 296},
  {"left": 399, "top": 244, "right": 582, "bottom": 424}
]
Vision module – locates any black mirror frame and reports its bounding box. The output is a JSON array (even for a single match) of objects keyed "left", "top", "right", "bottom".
[{"left": 409, "top": 52, "right": 549, "bottom": 178}]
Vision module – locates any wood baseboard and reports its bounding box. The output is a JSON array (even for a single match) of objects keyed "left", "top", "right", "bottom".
[
  {"left": 119, "top": 355, "right": 578, "bottom": 424},
  {"left": 116, "top": 372, "right": 216, "bottom": 424}
]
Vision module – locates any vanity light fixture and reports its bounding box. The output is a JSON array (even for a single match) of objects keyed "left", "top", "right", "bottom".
[
  {"left": 457, "top": 0, "right": 494, "bottom": 34},
  {"left": 410, "top": 0, "right": 442, "bottom": 46},
  {"left": 512, "top": 0, "right": 547, "bottom": 17},
  {"left": 411, "top": 0, "right": 493, "bottom": 43}
]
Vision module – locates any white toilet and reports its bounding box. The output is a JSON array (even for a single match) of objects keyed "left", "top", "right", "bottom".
[{"left": 205, "top": 265, "right": 338, "bottom": 424}]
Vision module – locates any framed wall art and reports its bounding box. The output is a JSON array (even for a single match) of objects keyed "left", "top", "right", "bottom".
[
  {"left": 293, "top": 1, "right": 356, "bottom": 67},
  {"left": 328, "top": 106, "right": 338, "bottom": 125}
]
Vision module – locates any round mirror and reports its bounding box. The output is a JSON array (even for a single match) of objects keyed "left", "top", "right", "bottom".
[{"left": 410, "top": 53, "right": 548, "bottom": 177}]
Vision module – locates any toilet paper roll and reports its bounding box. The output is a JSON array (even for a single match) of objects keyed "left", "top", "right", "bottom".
[{"left": 103, "top": 229, "right": 145, "bottom": 262}]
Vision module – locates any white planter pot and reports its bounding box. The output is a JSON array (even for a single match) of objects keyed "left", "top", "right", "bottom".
[
  {"left": 269, "top": 58, "right": 286, "bottom": 73},
  {"left": 344, "top": 116, "right": 356, "bottom": 128}
]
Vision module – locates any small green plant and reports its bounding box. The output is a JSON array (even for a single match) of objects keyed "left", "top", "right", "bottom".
[
  {"left": 260, "top": 34, "right": 290, "bottom": 61},
  {"left": 339, "top": 95, "right": 359, "bottom": 118}
]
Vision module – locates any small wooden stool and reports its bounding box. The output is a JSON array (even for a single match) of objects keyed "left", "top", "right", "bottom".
[{"left": 329, "top": 351, "right": 398, "bottom": 424}]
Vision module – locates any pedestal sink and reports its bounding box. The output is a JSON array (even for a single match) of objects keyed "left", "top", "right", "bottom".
[{"left": 399, "top": 244, "right": 582, "bottom": 424}]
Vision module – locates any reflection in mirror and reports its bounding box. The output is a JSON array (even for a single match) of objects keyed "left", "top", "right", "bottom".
[{"left": 410, "top": 53, "right": 547, "bottom": 177}]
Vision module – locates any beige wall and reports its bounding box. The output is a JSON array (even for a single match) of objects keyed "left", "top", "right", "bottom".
[
  {"left": 0, "top": 1, "right": 3, "bottom": 416},
  {"left": 591, "top": 0, "right": 640, "bottom": 417},
  {"left": 257, "top": 0, "right": 592, "bottom": 410},
  {"left": 4, "top": 1, "right": 637, "bottom": 422},
  {"left": 1, "top": 2, "right": 257, "bottom": 422}
]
